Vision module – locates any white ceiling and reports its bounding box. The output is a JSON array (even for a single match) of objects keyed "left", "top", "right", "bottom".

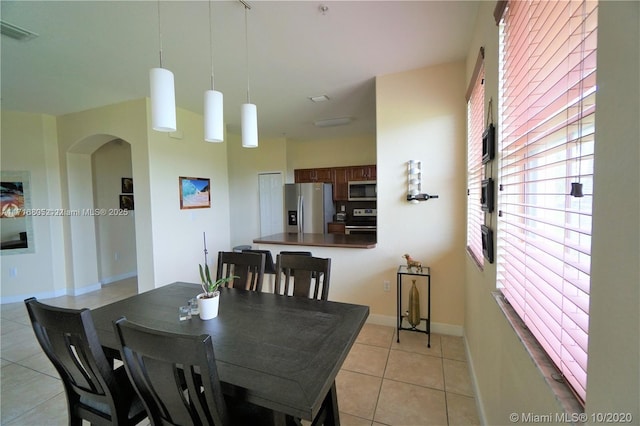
[{"left": 1, "top": 1, "right": 479, "bottom": 142}]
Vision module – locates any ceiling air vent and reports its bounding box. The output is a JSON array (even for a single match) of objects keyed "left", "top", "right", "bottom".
[{"left": 0, "top": 20, "right": 39, "bottom": 41}]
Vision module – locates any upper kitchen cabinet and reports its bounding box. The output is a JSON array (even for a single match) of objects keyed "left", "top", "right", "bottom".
[
  {"left": 294, "top": 168, "right": 334, "bottom": 183},
  {"left": 333, "top": 167, "right": 349, "bottom": 201},
  {"left": 348, "top": 165, "right": 376, "bottom": 181}
]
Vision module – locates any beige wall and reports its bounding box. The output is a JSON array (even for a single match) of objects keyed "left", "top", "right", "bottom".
[
  {"left": 91, "top": 140, "right": 137, "bottom": 282},
  {"left": 286, "top": 134, "right": 377, "bottom": 180},
  {"left": 586, "top": 0, "right": 639, "bottom": 418},
  {"left": 463, "top": 1, "right": 640, "bottom": 424},
  {"left": 258, "top": 61, "right": 468, "bottom": 336},
  {"left": 1, "top": 111, "right": 66, "bottom": 301},
  {"left": 56, "top": 99, "right": 155, "bottom": 292},
  {"left": 147, "top": 106, "right": 232, "bottom": 288},
  {"left": 227, "top": 133, "right": 287, "bottom": 248}
]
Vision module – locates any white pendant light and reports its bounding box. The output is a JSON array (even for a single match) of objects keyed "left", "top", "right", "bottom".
[
  {"left": 204, "top": 90, "right": 224, "bottom": 142},
  {"left": 204, "top": 0, "right": 224, "bottom": 142},
  {"left": 241, "top": 3, "right": 258, "bottom": 148},
  {"left": 149, "top": 0, "right": 176, "bottom": 132},
  {"left": 150, "top": 68, "right": 176, "bottom": 132},
  {"left": 241, "top": 103, "right": 258, "bottom": 147}
]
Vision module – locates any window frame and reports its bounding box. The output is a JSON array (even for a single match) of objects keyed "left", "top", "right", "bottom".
[
  {"left": 495, "top": 0, "right": 597, "bottom": 404},
  {"left": 466, "top": 47, "right": 487, "bottom": 268}
]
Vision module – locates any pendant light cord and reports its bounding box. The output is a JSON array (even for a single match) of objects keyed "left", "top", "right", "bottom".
[
  {"left": 209, "top": 0, "right": 215, "bottom": 90},
  {"left": 157, "top": 0, "right": 163, "bottom": 68},
  {"left": 244, "top": 5, "right": 251, "bottom": 103}
]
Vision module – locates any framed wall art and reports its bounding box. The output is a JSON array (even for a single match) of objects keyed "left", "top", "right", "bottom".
[
  {"left": 481, "top": 224, "right": 494, "bottom": 264},
  {"left": 179, "top": 177, "right": 210, "bottom": 209},
  {"left": 121, "top": 177, "right": 133, "bottom": 194},
  {"left": 1, "top": 171, "right": 35, "bottom": 254},
  {"left": 119, "top": 194, "right": 134, "bottom": 211},
  {"left": 481, "top": 178, "right": 495, "bottom": 213}
]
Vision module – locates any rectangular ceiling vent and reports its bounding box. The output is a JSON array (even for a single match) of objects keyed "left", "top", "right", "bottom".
[
  {"left": 0, "top": 20, "right": 39, "bottom": 41},
  {"left": 314, "top": 117, "right": 353, "bottom": 128}
]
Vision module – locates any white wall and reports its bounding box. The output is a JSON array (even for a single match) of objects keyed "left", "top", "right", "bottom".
[{"left": 463, "top": 2, "right": 640, "bottom": 424}]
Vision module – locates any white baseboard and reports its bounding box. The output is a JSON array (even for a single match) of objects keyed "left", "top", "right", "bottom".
[
  {"left": 1, "top": 288, "right": 68, "bottom": 304},
  {"left": 2, "top": 282, "right": 102, "bottom": 303},
  {"left": 101, "top": 271, "right": 137, "bottom": 285},
  {"left": 70, "top": 282, "right": 102, "bottom": 296},
  {"left": 367, "top": 313, "right": 464, "bottom": 337},
  {"left": 464, "top": 334, "right": 488, "bottom": 426}
]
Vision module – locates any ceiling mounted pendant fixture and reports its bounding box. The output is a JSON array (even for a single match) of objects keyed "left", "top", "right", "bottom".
[
  {"left": 241, "top": 1, "right": 258, "bottom": 148},
  {"left": 149, "top": 0, "right": 177, "bottom": 132},
  {"left": 204, "top": 0, "right": 224, "bottom": 142}
]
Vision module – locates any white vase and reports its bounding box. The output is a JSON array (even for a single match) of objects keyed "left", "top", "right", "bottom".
[{"left": 197, "top": 292, "right": 220, "bottom": 320}]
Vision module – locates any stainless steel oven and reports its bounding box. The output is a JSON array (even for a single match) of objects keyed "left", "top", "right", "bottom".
[
  {"left": 345, "top": 208, "right": 377, "bottom": 235},
  {"left": 345, "top": 225, "right": 377, "bottom": 235}
]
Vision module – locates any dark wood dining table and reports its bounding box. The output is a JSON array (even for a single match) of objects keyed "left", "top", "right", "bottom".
[{"left": 90, "top": 281, "right": 369, "bottom": 425}]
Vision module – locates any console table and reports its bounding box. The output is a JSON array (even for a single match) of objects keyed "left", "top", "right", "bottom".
[{"left": 396, "top": 264, "right": 431, "bottom": 347}]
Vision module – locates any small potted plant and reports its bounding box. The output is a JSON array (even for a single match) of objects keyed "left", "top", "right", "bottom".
[{"left": 197, "top": 264, "right": 236, "bottom": 320}]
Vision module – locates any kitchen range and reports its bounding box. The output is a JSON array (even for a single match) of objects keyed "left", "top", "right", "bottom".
[{"left": 345, "top": 208, "right": 377, "bottom": 235}]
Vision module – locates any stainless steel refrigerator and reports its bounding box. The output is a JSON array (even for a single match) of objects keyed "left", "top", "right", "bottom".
[{"left": 284, "top": 183, "right": 335, "bottom": 234}]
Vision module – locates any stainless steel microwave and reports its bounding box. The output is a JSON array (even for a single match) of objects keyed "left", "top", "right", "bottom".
[{"left": 348, "top": 181, "right": 377, "bottom": 201}]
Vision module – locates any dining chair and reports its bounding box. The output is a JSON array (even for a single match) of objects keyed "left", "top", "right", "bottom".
[
  {"left": 274, "top": 254, "right": 331, "bottom": 300},
  {"left": 113, "top": 318, "right": 273, "bottom": 426},
  {"left": 216, "top": 251, "right": 266, "bottom": 292},
  {"left": 241, "top": 249, "right": 275, "bottom": 274},
  {"left": 24, "top": 297, "right": 147, "bottom": 426}
]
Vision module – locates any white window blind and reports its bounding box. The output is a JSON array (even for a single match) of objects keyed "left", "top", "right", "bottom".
[
  {"left": 497, "top": 0, "right": 597, "bottom": 402},
  {"left": 466, "top": 55, "right": 485, "bottom": 266}
]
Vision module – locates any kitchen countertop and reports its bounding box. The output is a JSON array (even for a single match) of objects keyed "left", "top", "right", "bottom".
[{"left": 253, "top": 233, "right": 376, "bottom": 249}]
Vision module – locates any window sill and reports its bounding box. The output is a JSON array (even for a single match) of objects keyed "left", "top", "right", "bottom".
[
  {"left": 466, "top": 246, "right": 484, "bottom": 271},
  {"left": 492, "top": 291, "right": 584, "bottom": 416}
]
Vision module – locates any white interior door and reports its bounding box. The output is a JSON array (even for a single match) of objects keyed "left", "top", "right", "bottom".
[{"left": 258, "top": 172, "right": 284, "bottom": 237}]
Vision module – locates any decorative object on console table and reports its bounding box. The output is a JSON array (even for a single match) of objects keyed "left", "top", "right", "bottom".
[
  {"left": 396, "top": 264, "right": 432, "bottom": 347},
  {"left": 407, "top": 279, "right": 421, "bottom": 327},
  {"left": 402, "top": 253, "right": 422, "bottom": 272}
]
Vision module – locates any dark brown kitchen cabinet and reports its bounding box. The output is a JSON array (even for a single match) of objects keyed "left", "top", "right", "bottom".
[
  {"left": 327, "top": 222, "right": 346, "bottom": 235},
  {"left": 333, "top": 167, "right": 349, "bottom": 201},
  {"left": 294, "top": 168, "right": 334, "bottom": 183},
  {"left": 348, "top": 165, "right": 376, "bottom": 181},
  {"left": 294, "top": 164, "right": 376, "bottom": 202}
]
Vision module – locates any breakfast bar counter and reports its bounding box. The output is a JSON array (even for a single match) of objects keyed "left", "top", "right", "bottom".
[{"left": 253, "top": 232, "right": 376, "bottom": 249}]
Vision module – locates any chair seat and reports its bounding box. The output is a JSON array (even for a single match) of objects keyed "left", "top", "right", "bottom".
[{"left": 77, "top": 366, "right": 146, "bottom": 423}]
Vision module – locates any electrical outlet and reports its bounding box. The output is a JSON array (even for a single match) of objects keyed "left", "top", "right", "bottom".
[
  {"left": 114, "top": 252, "right": 120, "bottom": 262},
  {"left": 9, "top": 267, "right": 17, "bottom": 277},
  {"left": 383, "top": 280, "right": 390, "bottom": 292}
]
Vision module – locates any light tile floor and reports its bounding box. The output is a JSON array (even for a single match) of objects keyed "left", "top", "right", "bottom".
[{"left": 1, "top": 278, "right": 480, "bottom": 426}]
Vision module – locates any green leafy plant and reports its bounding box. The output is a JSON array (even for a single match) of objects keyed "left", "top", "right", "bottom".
[{"left": 199, "top": 264, "right": 236, "bottom": 298}]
